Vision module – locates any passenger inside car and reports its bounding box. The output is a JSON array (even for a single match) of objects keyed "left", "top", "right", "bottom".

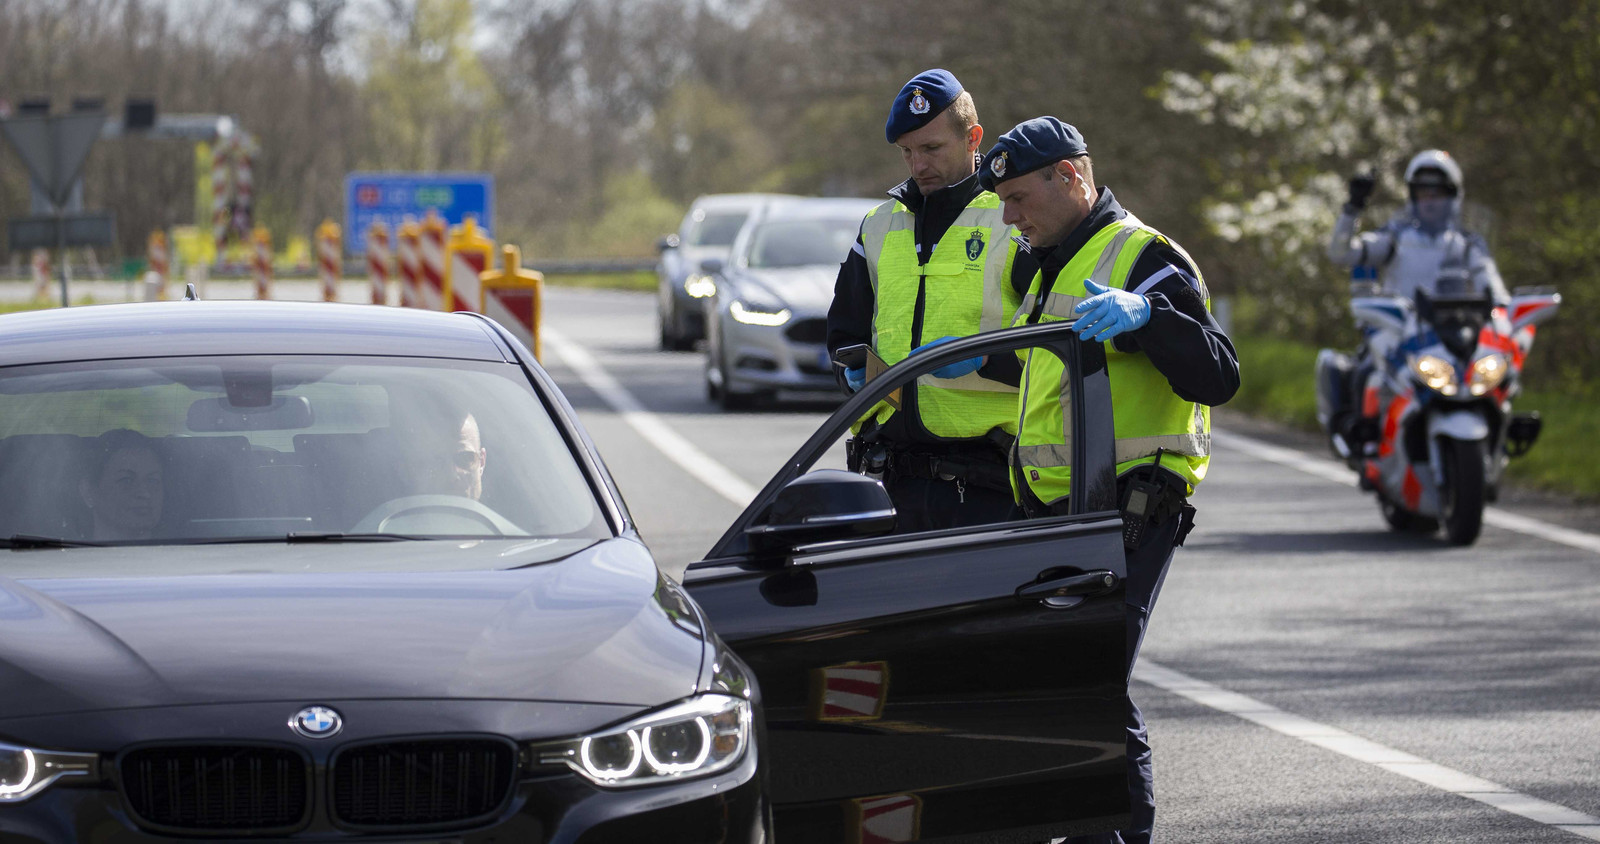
[{"left": 78, "top": 429, "right": 165, "bottom": 542}]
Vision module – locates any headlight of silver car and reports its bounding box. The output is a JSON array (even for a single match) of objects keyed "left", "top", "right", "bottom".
[
  {"left": 1468, "top": 354, "right": 1509, "bottom": 396},
  {"left": 0, "top": 741, "right": 98, "bottom": 803},
  {"left": 729, "top": 299, "right": 791, "bottom": 327},
  {"left": 531, "top": 695, "right": 751, "bottom": 788},
  {"left": 684, "top": 274, "right": 717, "bottom": 299},
  {"left": 1410, "top": 354, "right": 1459, "bottom": 396}
]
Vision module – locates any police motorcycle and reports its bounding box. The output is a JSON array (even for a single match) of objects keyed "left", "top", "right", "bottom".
[{"left": 1316, "top": 271, "right": 1560, "bottom": 545}]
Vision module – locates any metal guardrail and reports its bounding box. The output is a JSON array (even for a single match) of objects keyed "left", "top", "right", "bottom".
[{"left": 0, "top": 257, "right": 658, "bottom": 282}]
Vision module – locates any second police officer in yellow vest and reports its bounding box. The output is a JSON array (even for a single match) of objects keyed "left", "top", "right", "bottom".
[
  {"left": 826, "top": 69, "right": 1027, "bottom": 531},
  {"left": 979, "top": 117, "right": 1239, "bottom": 844}
]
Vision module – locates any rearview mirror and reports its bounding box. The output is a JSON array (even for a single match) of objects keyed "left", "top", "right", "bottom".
[
  {"left": 656, "top": 234, "right": 680, "bottom": 252},
  {"left": 699, "top": 257, "right": 725, "bottom": 275},
  {"left": 744, "top": 470, "right": 894, "bottom": 554},
  {"left": 187, "top": 396, "right": 313, "bottom": 432}
]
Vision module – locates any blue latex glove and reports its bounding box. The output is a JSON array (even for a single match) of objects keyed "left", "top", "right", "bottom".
[
  {"left": 1073, "top": 279, "right": 1151, "bottom": 342},
  {"left": 844, "top": 366, "right": 865, "bottom": 392},
  {"left": 913, "top": 335, "right": 985, "bottom": 379}
]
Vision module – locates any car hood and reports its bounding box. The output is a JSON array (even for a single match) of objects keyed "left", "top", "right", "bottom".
[
  {"left": 730, "top": 267, "right": 836, "bottom": 315},
  {"left": 0, "top": 538, "right": 707, "bottom": 719}
]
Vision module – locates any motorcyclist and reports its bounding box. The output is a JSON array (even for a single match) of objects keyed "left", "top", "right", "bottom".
[
  {"left": 1326, "top": 150, "right": 1510, "bottom": 450},
  {"left": 1329, "top": 149, "right": 1509, "bottom": 305}
]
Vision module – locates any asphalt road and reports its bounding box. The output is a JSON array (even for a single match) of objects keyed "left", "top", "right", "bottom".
[{"left": 538, "top": 286, "right": 1600, "bottom": 844}]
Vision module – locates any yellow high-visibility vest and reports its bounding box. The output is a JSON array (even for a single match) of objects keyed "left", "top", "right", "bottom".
[
  {"left": 857, "top": 191, "right": 1021, "bottom": 440},
  {"left": 1012, "top": 215, "right": 1212, "bottom": 508}
]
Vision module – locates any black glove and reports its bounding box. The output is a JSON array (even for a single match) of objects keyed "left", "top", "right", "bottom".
[{"left": 1346, "top": 172, "right": 1376, "bottom": 210}]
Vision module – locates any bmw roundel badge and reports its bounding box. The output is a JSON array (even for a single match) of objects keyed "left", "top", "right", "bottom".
[{"left": 290, "top": 705, "right": 343, "bottom": 739}]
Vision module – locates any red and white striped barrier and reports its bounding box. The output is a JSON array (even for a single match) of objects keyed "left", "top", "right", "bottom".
[
  {"left": 29, "top": 248, "right": 51, "bottom": 300},
  {"left": 444, "top": 216, "right": 494, "bottom": 314},
  {"left": 147, "top": 231, "right": 170, "bottom": 301},
  {"left": 232, "top": 139, "right": 253, "bottom": 248},
  {"left": 478, "top": 244, "right": 546, "bottom": 360},
  {"left": 418, "top": 210, "right": 446, "bottom": 311},
  {"left": 316, "top": 219, "right": 341, "bottom": 303},
  {"left": 366, "top": 222, "right": 391, "bottom": 306},
  {"left": 211, "top": 139, "right": 231, "bottom": 260},
  {"left": 251, "top": 226, "right": 273, "bottom": 300},
  {"left": 397, "top": 219, "right": 422, "bottom": 309}
]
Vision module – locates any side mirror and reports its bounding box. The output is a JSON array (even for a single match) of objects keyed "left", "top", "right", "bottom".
[
  {"left": 698, "top": 257, "right": 725, "bottom": 275},
  {"left": 744, "top": 470, "right": 895, "bottom": 553},
  {"left": 656, "top": 234, "right": 680, "bottom": 253}
]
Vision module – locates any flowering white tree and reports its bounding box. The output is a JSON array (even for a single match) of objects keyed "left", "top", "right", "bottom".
[{"left": 1160, "top": 1, "right": 1461, "bottom": 334}]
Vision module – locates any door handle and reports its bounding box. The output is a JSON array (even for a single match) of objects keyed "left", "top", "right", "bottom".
[{"left": 1017, "top": 570, "right": 1119, "bottom": 608}]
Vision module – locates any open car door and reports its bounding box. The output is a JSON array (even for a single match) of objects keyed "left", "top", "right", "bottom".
[{"left": 684, "top": 322, "right": 1130, "bottom": 843}]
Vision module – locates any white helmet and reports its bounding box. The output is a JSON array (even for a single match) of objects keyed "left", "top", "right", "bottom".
[{"left": 1404, "top": 149, "right": 1464, "bottom": 199}]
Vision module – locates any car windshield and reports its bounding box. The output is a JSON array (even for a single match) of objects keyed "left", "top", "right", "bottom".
[
  {"left": 687, "top": 211, "right": 748, "bottom": 247},
  {"left": 0, "top": 356, "right": 609, "bottom": 546},
  {"left": 746, "top": 218, "right": 859, "bottom": 268}
]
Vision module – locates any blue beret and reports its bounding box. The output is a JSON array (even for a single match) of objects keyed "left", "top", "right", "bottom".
[
  {"left": 979, "top": 117, "right": 1089, "bottom": 191},
  {"left": 885, "top": 69, "right": 964, "bottom": 143}
]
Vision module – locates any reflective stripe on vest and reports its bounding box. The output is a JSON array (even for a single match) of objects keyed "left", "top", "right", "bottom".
[
  {"left": 1012, "top": 218, "right": 1212, "bottom": 507},
  {"left": 857, "top": 192, "right": 1021, "bottom": 439}
]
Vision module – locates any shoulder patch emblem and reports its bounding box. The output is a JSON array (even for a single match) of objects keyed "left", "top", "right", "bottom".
[
  {"left": 965, "top": 230, "right": 985, "bottom": 261},
  {"left": 909, "top": 87, "right": 930, "bottom": 115}
]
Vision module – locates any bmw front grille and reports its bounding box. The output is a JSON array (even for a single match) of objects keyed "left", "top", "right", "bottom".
[
  {"left": 116, "top": 738, "right": 517, "bottom": 836},
  {"left": 120, "top": 745, "right": 312, "bottom": 834}
]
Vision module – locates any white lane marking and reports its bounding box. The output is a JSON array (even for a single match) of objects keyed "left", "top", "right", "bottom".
[
  {"left": 1137, "top": 660, "right": 1600, "bottom": 840},
  {"left": 537, "top": 334, "right": 1600, "bottom": 839},
  {"left": 542, "top": 327, "right": 759, "bottom": 507},
  {"left": 1213, "top": 429, "right": 1600, "bottom": 557}
]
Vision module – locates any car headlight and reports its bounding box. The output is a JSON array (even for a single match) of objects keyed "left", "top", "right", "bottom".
[
  {"left": 1468, "top": 354, "right": 1509, "bottom": 396},
  {"left": 531, "top": 694, "right": 750, "bottom": 788},
  {"left": 1410, "top": 355, "right": 1459, "bottom": 396},
  {"left": 684, "top": 274, "right": 717, "bottom": 299},
  {"left": 729, "top": 299, "right": 791, "bottom": 327},
  {"left": 0, "top": 741, "right": 98, "bottom": 803}
]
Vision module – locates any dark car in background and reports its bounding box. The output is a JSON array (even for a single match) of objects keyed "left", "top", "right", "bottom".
[
  {"left": 0, "top": 301, "right": 1133, "bottom": 842},
  {"left": 703, "top": 196, "right": 877, "bottom": 409},
  {"left": 656, "top": 193, "right": 789, "bottom": 351}
]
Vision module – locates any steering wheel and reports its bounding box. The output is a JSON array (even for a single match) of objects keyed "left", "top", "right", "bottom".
[{"left": 352, "top": 495, "right": 522, "bottom": 536}]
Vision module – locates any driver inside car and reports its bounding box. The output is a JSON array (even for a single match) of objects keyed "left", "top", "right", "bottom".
[
  {"left": 408, "top": 410, "right": 487, "bottom": 501},
  {"left": 78, "top": 429, "right": 165, "bottom": 542}
]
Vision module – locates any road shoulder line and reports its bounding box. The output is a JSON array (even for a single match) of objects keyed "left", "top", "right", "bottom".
[
  {"left": 1137, "top": 660, "right": 1600, "bottom": 841},
  {"left": 1212, "top": 429, "right": 1600, "bottom": 557},
  {"left": 543, "top": 327, "right": 759, "bottom": 507}
]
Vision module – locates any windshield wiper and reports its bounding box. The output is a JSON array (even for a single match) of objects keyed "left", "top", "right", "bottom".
[
  {"left": 185, "top": 532, "right": 428, "bottom": 545},
  {"left": 2, "top": 535, "right": 106, "bottom": 549}
]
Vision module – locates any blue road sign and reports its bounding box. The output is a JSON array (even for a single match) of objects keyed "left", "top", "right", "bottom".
[{"left": 344, "top": 172, "right": 493, "bottom": 255}]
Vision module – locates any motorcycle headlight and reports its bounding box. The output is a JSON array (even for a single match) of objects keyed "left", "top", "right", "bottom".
[
  {"left": 0, "top": 741, "right": 98, "bottom": 803},
  {"left": 729, "top": 299, "right": 791, "bottom": 327},
  {"left": 1468, "top": 354, "right": 1509, "bottom": 396},
  {"left": 1410, "top": 355, "right": 1459, "bottom": 396},
  {"left": 530, "top": 694, "right": 751, "bottom": 788},
  {"left": 683, "top": 274, "right": 717, "bottom": 299}
]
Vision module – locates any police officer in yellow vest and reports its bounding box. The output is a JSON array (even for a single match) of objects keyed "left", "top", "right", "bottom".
[
  {"left": 826, "top": 69, "right": 1026, "bottom": 532},
  {"left": 980, "top": 118, "right": 1239, "bottom": 844}
]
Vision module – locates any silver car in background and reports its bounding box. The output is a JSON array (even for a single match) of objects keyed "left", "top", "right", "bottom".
[
  {"left": 656, "top": 193, "right": 790, "bottom": 350},
  {"left": 703, "top": 197, "right": 877, "bottom": 409}
]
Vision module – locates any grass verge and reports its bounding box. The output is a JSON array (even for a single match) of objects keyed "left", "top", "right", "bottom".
[
  {"left": 1231, "top": 332, "right": 1598, "bottom": 498},
  {"left": 542, "top": 271, "right": 655, "bottom": 292}
]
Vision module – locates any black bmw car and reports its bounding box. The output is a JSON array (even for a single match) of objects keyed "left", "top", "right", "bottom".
[{"left": 0, "top": 300, "right": 1132, "bottom": 842}]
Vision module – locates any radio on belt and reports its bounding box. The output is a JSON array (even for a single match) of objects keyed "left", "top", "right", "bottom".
[{"left": 1120, "top": 448, "right": 1170, "bottom": 551}]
